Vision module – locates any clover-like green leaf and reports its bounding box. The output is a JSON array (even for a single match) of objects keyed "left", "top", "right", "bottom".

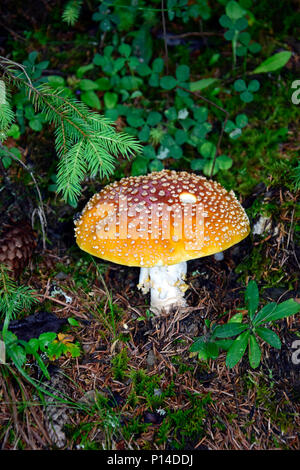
[
  {"left": 160, "top": 75, "right": 177, "bottom": 90},
  {"left": 152, "top": 57, "right": 164, "bottom": 74},
  {"left": 240, "top": 90, "right": 253, "bottom": 102},
  {"left": 199, "top": 141, "right": 216, "bottom": 159},
  {"left": 235, "top": 113, "right": 248, "bottom": 128},
  {"left": 131, "top": 156, "right": 148, "bottom": 176},
  {"left": 234, "top": 79, "right": 247, "bottom": 92},
  {"left": 216, "top": 154, "right": 233, "bottom": 170},
  {"left": 226, "top": 0, "right": 246, "bottom": 20},
  {"left": 136, "top": 62, "right": 152, "bottom": 77},
  {"left": 203, "top": 159, "right": 218, "bottom": 176},
  {"left": 138, "top": 125, "right": 150, "bottom": 142},
  {"left": 143, "top": 145, "right": 156, "bottom": 160},
  {"left": 175, "top": 129, "right": 188, "bottom": 145},
  {"left": 118, "top": 43, "right": 132, "bottom": 58},
  {"left": 235, "top": 17, "right": 248, "bottom": 31},
  {"left": 104, "top": 92, "right": 118, "bottom": 109},
  {"left": 176, "top": 64, "right": 190, "bottom": 82},
  {"left": 190, "top": 158, "right": 205, "bottom": 171},
  {"left": 249, "top": 42, "right": 261, "bottom": 54},
  {"left": 149, "top": 159, "right": 164, "bottom": 172},
  {"left": 239, "top": 31, "right": 251, "bottom": 46},
  {"left": 147, "top": 111, "right": 162, "bottom": 126},
  {"left": 248, "top": 79, "right": 260, "bottom": 92},
  {"left": 219, "top": 14, "right": 233, "bottom": 28}
]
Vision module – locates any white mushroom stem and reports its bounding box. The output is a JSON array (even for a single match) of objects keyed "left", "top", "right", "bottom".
[{"left": 137, "top": 262, "right": 188, "bottom": 315}]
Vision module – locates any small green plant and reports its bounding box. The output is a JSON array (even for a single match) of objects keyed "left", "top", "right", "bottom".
[
  {"left": 0, "top": 265, "right": 80, "bottom": 392},
  {"left": 0, "top": 265, "right": 38, "bottom": 338},
  {"left": 167, "top": 0, "right": 211, "bottom": 23},
  {"left": 111, "top": 348, "right": 129, "bottom": 381},
  {"left": 92, "top": 0, "right": 121, "bottom": 33},
  {"left": 252, "top": 50, "right": 292, "bottom": 74},
  {"left": 219, "top": 0, "right": 261, "bottom": 68},
  {"left": 2, "top": 330, "right": 81, "bottom": 377},
  {"left": 190, "top": 280, "right": 300, "bottom": 369},
  {"left": 233, "top": 78, "right": 260, "bottom": 103},
  {"left": 66, "top": 393, "right": 122, "bottom": 449},
  {"left": 224, "top": 112, "right": 248, "bottom": 140},
  {"left": 137, "top": 309, "right": 155, "bottom": 322},
  {"left": 62, "top": 0, "right": 83, "bottom": 26},
  {"left": 244, "top": 371, "right": 296, "bottom": 432}
]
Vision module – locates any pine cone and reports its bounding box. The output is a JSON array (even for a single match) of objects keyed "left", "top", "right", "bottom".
[{"left": 0, "top": 220, "right": 37, "bottom": 278}]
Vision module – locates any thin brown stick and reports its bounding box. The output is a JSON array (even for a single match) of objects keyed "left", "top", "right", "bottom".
[
  {"left": 167, "top": 31, "right": 223, "bottom": 39},
  {"left": 161, "top": 0, "right": 169, "bottom": 75}
]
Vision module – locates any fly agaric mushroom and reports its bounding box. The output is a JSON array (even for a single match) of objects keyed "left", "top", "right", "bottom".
[{"left": 74, "top": 170, "right": 250, "bottom": 314}]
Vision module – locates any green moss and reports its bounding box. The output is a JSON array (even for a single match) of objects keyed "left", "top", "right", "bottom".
[
  {"left": 128, "top": 369, "right": 175, "bottom": 409},
  {"left": 122, "top": 416, "right": 150, "bottom": 442},
  {"left": 66, "top": 422, "right": 101, "bottom": 450},
  {"left": 171, "top": 355, "right": 195, "bottom": 374},
  {"left": 235, "top": 240, "right": 297, "bottom": 289},
  {"left": 111, "top": 348, "right": 129, "bottom": 381},
  {"left": 242, "top": 372, "right": 296, "bottom": 434},
  {"left": 157, "top": 392, "right": 212, "bottom": 449},
  {"left": 256, "top": 383, "right": 295, "bottom": 433},
  {"left": 215, "top": 75, "right": 299, "bottom": 196},
  {"left": 235, "top": 244, "right": 265, "bottom": 280}
]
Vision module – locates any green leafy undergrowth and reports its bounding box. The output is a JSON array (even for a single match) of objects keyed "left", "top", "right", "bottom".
[
  {"left": 3, "top": 330, "right": 81, "bottom": 379},
  {"left": 190, "top": 280, "right": 300, "bottom": 369}
]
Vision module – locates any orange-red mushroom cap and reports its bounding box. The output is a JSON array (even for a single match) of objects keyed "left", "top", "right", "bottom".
[{"left": 74, "top": 170, "right": 250, "bottom": 267}]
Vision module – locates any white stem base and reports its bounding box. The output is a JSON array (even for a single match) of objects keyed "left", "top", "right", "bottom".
[{"left": 137, "top": 262, "right": 188, "bottom": 315}]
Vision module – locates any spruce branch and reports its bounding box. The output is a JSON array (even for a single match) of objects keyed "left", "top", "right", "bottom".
[
  {"left": 0, "top": 57, "right": 142, "bottom": 204},
  {"left": 0, "top": 264, "right": 38, "bottom": 338},
  {"left": 0, "top": 79, "right": 15, "bottom": 138}
]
